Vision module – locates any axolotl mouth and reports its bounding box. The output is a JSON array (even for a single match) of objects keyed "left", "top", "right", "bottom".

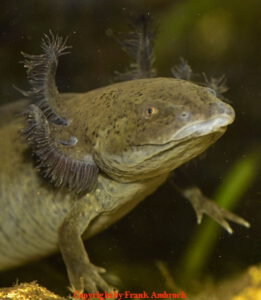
[
  {"left": 138, "top": 110, "right": 235, "bottom": 148},
  {"left": 160, "top": 97, "right": 236, "bottom": 145},
  {"left": 170, "top": 113, "right": 235, "bottom": 142}
]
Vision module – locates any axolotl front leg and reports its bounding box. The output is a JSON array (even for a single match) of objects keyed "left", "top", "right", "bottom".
[{"left": 59, "top": 194, "right": 112, "bottom": 292}]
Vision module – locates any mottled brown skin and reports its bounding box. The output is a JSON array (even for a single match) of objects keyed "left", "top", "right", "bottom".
[{"left": 0, "top": 77, "right": 235, "bottom": 292}]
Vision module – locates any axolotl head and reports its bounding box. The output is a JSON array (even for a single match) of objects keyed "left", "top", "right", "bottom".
[
  {"left": 88, "top": 77, "right": 235, "bottom": 182},
  {"left": 23, "top": 76, "right": 235, "bottom": 192}
]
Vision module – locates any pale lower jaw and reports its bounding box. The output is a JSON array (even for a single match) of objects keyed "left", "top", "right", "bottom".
[{"left": 171, "top": 115, "right": 233, "bottom": 141}]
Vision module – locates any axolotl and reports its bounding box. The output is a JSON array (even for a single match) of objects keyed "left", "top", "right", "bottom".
[{"left": 0, "top": 24, "right": 249, "bottom": 292}]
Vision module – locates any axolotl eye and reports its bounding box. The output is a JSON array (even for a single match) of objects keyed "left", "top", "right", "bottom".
[{"left": 144, "top": 106, "right": 159, "bottom": 119}]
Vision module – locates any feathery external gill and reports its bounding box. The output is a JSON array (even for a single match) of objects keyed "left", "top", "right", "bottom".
[
  {"left": 21, "top": 31, "right": 71, "bottom": 126},
  {"left": 115, "top": 12, "right": 156, "bottom": 81},
  {"left": 171, "top": 57, "right": 193, "bottom": 81},
  {"left": 171, "top": 58, "right": 229, "bottom": 99},
  {"left": 23, "top": 104, "right": 99, "bottom": 194},
  {"left": 202, "top": 73, "right": 229, "bottom": 99}
]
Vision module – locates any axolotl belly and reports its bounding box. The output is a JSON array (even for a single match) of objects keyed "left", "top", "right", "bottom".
[{"left": 0, "top": 33, "right": 241, "bottom": 292}]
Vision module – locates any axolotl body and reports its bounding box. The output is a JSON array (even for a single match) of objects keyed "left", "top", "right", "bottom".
[{"left": 0, "top": 31, "right": 248, "bottom": 292}]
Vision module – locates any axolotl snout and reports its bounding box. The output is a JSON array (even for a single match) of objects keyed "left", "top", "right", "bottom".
[{"left": 0, "top": 32, "right": 246, "bottom": 293}]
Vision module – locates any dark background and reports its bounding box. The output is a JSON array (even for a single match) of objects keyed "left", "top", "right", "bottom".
[{"left": 0, "top": 0, "right": 260, "bottom": 296}]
